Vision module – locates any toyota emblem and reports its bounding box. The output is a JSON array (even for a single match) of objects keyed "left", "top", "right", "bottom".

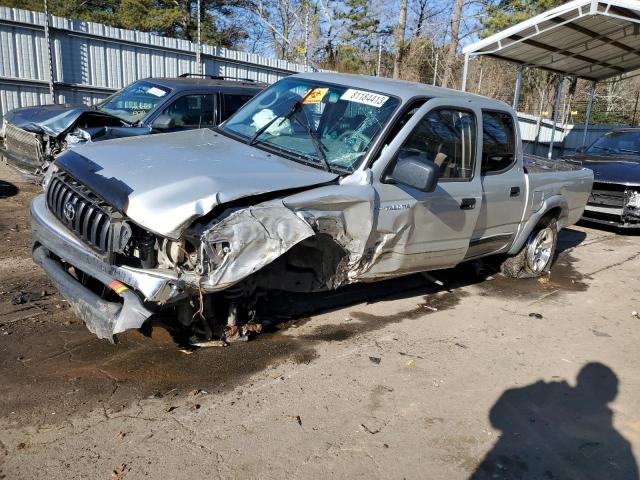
[{"left": 63, "top": 202, "right": 76, "bottom": 221}]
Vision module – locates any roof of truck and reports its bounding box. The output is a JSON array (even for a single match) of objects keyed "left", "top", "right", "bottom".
[{"left": 292, "top": 72, "right": 510, "bottom": 107}]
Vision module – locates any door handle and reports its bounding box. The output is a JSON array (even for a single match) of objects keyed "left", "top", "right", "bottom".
[
  {"left": 510, "top": 186, "right": 521, "bottom": 197},
  {"left": 460, "top": 198, "right": 476, "bottom": 210}
]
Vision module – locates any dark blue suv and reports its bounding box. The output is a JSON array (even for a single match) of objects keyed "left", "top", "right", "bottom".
[{"left": 1, "top": 74, "right": 264, "bottom": 175}]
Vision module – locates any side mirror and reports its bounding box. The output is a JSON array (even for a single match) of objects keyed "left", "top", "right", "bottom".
[
  {"left": 387, "top": 151, "right": 439, "bottom": 193},
  {"left": 151, "top": 114, "right": 175, "bottom": 130}
]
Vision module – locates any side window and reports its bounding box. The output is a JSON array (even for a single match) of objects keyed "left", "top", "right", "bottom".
[
  {"left": 399, "top": 109, "right": 476, "bottom": 180},
  {"left": 222, "top": 94, "right": 254, "bottom": 122},
  {"left": 481, "top": 111, "right": 516, "bottom": 174},
  {"left": 160, "top": 94, "right": 217, "bottom": 128}
]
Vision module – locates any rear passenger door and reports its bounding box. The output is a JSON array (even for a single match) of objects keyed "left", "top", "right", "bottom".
[{"left": 466, "top": 110, "right": 526, "bottom": 259}]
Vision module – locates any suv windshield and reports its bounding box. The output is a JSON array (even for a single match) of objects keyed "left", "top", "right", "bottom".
[
  {"left": 587, "top": 131, "right": 640, "bottom": 157},
  {"left": 98, "top": 81, "right": 171, "bottom": 123},
  {"left": 222, "top": 78, "right": 400, "bottom": 172}
]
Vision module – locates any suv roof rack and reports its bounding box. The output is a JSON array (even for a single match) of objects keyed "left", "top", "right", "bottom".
[{"left": 178, "top": 73, "right": 259, "bottom": 83}]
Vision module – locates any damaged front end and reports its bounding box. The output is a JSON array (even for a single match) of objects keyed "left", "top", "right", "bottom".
[
  {"left": 32, "top": 164, "right": 377, "bottom": 344},
  {"left": 2, "top": 107, "right": 126, "bottom": 174}
]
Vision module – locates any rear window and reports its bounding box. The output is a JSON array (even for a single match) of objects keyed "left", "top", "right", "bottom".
[{"left": 481, "top": 111, "right": 516, "bottom": 174}]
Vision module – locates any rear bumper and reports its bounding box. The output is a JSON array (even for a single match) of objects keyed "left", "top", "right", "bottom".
[{"left": 31, "top": 194, "right": 181, "bottom": 340}]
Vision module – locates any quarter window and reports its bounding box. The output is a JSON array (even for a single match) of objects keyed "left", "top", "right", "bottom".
[
  {"left": 160, "top": 94, "right": 217, "bottom": 128},
  {"left": 222, "top": 94, "right": 254, "bottom": 122},
  {"left": 399, "top": 109, "right": 476, "bottom": 180},
  {"left": 481, "top": 111, "right": 516, "bottom": 174}
]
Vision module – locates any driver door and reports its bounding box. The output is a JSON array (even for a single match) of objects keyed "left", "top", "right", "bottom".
[{"left": 362, "top": 99, "right": 483, "bottom": 278}]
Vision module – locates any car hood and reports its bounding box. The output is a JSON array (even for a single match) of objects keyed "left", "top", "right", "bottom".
[
  {"left": 4, "top": 104, "right": 124, "bottom": 137},
  {"left": 564, "top": 154, "right": 640, "bottom": 186},
  {"left": 55, "top": 128, "right": 338, "bottom": 238}
]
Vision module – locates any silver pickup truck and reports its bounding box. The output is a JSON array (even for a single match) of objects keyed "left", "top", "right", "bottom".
[{"left": 31, "top": 73, "right": 594, "bottom": 342}]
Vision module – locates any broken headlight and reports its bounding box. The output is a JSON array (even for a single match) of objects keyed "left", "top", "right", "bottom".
[{"left": 623, "top": 189, "right": 640, "bottom": 219}]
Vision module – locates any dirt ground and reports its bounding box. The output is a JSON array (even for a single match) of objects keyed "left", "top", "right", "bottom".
[{"left": 1, "top": 161, "right": 639, "bottom": 479}]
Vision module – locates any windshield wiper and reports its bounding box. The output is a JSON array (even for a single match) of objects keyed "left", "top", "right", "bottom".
[
  {"left": 247, "top": 98, "right": 332, "bottom": 172},
  {"left": 248, "top": 101, "right": 302, "bottom": 146},
  {"left": 289, "top": 112, "right": 331, "bottom": 172}
]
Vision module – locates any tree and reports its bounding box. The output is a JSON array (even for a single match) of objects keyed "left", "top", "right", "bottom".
[
  {"left": 0, "top": 0, "right": 250, "bottom": 48},
  {"left": 441, "top": 0, "right": 463, "bottom": 88},
  {"left": 480, "top": 0, "right": 565, "bottom": 36},
  {"left": 392, "top": 0, "right": 408, "bottom": 79}
]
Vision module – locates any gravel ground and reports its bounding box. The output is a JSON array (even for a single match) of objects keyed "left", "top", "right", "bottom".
[{"left": 1, "top": 161, "right": 639, "bottom": 479}]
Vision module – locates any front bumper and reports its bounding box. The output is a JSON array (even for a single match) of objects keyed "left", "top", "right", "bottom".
[
  {"left": 31, "top": 195, "right": 182, "bottom": 340},
  {"left": 1, "top": 146, "right": 41, "bottom": 174},
  {"left": 583, "top": 204, "right": 640, "bottom": 229}
]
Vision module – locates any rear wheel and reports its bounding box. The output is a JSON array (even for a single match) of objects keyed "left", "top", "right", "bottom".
[{"left": 500, "top": 219, "right": 558, "bottom": 278}]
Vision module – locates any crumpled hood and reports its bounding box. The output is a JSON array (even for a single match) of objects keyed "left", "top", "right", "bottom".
[
  {"left": 4, "top": 104, "right": 123, "bottom": 137},
  {"left": 564, "top": 154, "right": 640, "bottom": 186},
  {"left": 55, "top": 128, "right": 338, "bottom": 238}
]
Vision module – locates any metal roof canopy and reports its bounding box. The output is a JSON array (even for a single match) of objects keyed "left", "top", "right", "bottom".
[
  {"left": 463, "top": 0, "right": 640, "bottom": 81},
  {"left": 461, "top": 0, "right": 640, "bottom": 157}
]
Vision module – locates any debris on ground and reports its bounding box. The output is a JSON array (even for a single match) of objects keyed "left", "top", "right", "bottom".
[
  {"left": 529, "top": 312, "right": 544, "bottom": 319},
  {"left": 287, "top": 415, "right": 302, "bottom": 426},
  {"left": 190, "top": 404, "right": 201, "bottom": 411},
  {"left": 405, "top": 358, "right": 415, "bottom": 367},
  {"left": 454, "top": 342, "right": 468, "bottom": 349},
  {"left": 399, "top": 352, "right": 424, "bottom": 359},
  {"left": 165, "top": 406, "right": 178, "bottom": 413},
  {"left": 369, "top": 356, "right": 381, "bottom": 364},
  {"left": 191, "top": 339, "right": 226, "bottom": 348},
  {"left": 632, "top": 311, "right": 639, "bottom": 318},
  {"left": 538, "top": 276, "right": 551, "bottom": 285},
  {"left": 117, "top": 431, "right": 126, "bottom": 440},
  {"left": 111, "top": 463, "right": 130, "bottom": 480},
  {"left": 361, "top": 423, "right": 381, "bottom": 434},
  {"left": 11, "top": 290, "right": 48, "bottom": 305},
  {"left": 421, "top": 272, "right": 444, "bottom": 286}
]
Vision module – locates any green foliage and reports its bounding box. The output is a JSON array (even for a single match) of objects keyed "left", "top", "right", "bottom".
[
  {"left": 335, "top": 0, "right": 379, "bottom": 48},
  {"left": 0, "top": 0, "right": 248, "bottom": 47},
  {"left": 481, "top": 0, "right": 565, "bottom": 36}
]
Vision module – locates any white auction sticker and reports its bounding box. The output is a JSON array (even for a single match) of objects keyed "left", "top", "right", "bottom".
[
  {"left": 340, "top": 89, "right": 389, "bottom": 107},
  {"left": 147, "top": 87, "right": 167, "bottom": 97}
]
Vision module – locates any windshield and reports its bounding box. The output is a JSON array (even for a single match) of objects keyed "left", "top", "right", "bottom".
[
  {"left": 97, "top": 81, "right": 171, "bottom": 123},
  {"left": 587, "top": 131, "right": 640, "bottom": 157},
  {"left": 222, "top": 77, "right": 400, "bottom": 172}
]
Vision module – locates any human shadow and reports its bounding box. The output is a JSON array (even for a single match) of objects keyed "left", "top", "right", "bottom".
[{"left": 470, "top": 363, "right": 638, "bottom": 480}]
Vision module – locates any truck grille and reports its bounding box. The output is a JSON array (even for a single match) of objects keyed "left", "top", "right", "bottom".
[
  {"left": 4, "top": 123, "right": 43, "bottom": 166},
  {"left": 46, "top": 174, "right": 113, "bottom": 254},
  {"left": 587, "top": 182, "right": 625, "bottom": 209}
]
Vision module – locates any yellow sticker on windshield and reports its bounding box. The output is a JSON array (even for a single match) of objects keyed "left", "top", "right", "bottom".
[{"left": 303, "top": 88, "right": 329, "bottom": 104}]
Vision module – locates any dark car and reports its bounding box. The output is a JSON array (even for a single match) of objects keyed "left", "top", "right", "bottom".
[
  {"left": 564, "top": 128, "right": 640, "bottom": 229},
  {"left": 0, "top": 74, "right": 264, "bottom": 175}
]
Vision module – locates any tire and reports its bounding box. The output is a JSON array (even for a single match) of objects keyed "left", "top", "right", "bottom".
[{"left": 500, "top": 219, "right": 558, "bottom": 279}]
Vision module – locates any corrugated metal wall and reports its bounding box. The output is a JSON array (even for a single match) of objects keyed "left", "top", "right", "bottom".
[{"left": 0, "top": 7, "right": 312, "bottom": 120}]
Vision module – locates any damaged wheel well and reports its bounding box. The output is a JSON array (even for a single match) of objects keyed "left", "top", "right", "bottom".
[{"left": 254, "top": 233, "right": 349, "bottom": 292}]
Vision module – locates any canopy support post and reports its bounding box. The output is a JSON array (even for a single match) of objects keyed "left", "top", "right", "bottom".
[
  {"left": 548, "top": 74, "right": 564, "bottom": 159},
  {"left": 513, "top": 66, "right": 523, "bottom": 110},
  {"left": 582, "top": 80, "right": 596, "bottom": 148},
  {"left": 461, "top": 53, "right": 469, "bottom": 91}
]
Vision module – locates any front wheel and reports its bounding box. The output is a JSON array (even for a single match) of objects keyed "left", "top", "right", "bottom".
[{"left": 500, "top": 219, "right": 558, "bottom": 278}]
